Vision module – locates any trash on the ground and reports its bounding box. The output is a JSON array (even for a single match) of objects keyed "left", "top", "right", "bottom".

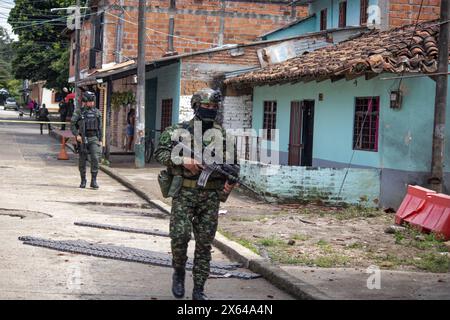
[
  {"left": 219, "top": 210, "right": 228, "bottom": 215},
  {"left": 384, "top": 225, "right": 406, "bottom": 234},
  {"left": 415, "top": 235, "right": 425, "bottom": 241}
]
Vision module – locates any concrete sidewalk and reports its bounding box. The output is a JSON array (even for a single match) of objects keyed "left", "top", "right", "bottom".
[{"left": 97, "top": 155, "right": 450, "bottom": 300}]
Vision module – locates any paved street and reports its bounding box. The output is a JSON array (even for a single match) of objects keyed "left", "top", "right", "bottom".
[{"left": 0, "top": 108, "right": 292, "bottom": 300}]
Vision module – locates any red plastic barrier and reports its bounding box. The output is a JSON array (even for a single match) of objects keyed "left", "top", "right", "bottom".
[
  {"left": 405, "top": 193, "right": 450, "bottom": 240},
  {"left": 395, "top": 185, "right": 435, "bottom": 225}
]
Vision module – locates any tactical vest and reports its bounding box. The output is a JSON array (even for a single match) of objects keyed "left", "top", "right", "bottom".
[
  {"left": 169, "top": 120, "right": 225, "bottom": 179},
  {"left": 83, "top": 109, "right": 99, "bottom": 131}
]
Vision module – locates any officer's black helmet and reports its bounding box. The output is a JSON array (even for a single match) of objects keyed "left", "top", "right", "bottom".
[{"left": 82, "top": 91, "right": 96, "bottom": 102}]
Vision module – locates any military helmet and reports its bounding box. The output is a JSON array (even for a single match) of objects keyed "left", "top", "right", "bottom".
[
  {"left": 190, "top": 88, "right": 222, "bottom": 109},
  {"left": 82, "top": 91, "right": 96, "bottom": 102}
]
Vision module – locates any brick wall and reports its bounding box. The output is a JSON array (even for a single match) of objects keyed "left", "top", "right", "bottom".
[
  {"left": 70, "top": 0, "right": 308, "bottom": 78},
  {"left": 389, "top": 0, "right": 440, "bottom": 28},
  {"left": 222, "top": 95, "right": 253, "bottom": 129},
  {"left": 239, "top": 161, "right": 381, "bottom": 206},
  {"left": 179, "top": 95, "right": 194, "bottom": 122}
]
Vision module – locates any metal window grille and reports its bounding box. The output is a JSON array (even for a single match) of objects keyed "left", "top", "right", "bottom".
[
  {"left": 161, "top": 99, "right": 173, "bottom": 130},
  {"left": 360, "top": 0, "right": 369, "bottom": 25},
  {"left": 320, "top": 9, "right": 327, "bottom": 31},
  {"left": 353, "top": 97, "right": 379, "bottom": 151},
  {"left": 263, "top": 101, "right": 277, "bottom": 141},
  {"left": 339, "top": 1, "right": 347, "bottom": 28}
]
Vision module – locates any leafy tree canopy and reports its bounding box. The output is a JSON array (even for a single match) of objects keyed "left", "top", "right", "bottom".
[
  {"left": 8, "top": 0, "right": 76, "bottom": 90},
  {"left": 0, "top": 26, "right": 20, "bottom": 98}
]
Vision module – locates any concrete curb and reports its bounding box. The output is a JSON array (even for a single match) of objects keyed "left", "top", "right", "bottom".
[{"left": 98, "top": 164, "right": 329, "bottom": 300}]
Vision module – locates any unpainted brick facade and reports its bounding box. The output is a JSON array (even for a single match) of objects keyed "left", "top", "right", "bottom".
[
  {"left": 388, "top": 0, "right": 440, "bottom": 27},
  {"left": 69, "top": 0, "right": 308, "bottom": 78}
]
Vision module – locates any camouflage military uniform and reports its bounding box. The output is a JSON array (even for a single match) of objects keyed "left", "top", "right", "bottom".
[
  {"left": 70, "top": 106, "right": 103, "bottom": 177},
  {"left": 155, "top": 117, "right": 229, "bottom": 290}
]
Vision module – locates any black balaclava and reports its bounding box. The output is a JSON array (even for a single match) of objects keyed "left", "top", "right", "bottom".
[{"left": 196, "top": 106, "right": 217, "bottom": 132}]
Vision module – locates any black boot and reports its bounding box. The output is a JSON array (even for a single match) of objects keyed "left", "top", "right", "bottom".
[
  {"left": 79, "top": 174, "right": 86, "bottom": 188},
  {"left": 90, "top": 172, "right": 99, "bottom": 189},
  {"left": 172, "top": 268, "right": 185, "bottom": 298},
  {"left": 192, "top": 286, "right": 208, "bottom": 300}
]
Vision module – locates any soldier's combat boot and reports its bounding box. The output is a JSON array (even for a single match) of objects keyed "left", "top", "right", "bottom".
[
  {"left": 90, "top": 172, "right": 99, "bottom": 189},
  {"left": 192, "top": 285, "right": 208, "bottom": 300},
  {"left": 79, "top": 174, "right": 87, "bottom": 188},
  {"left": 172, "top": 268, "right": 185, "bottom": 298}
]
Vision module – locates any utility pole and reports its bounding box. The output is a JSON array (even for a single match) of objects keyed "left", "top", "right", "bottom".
[
  {"left": 51, "top": 3, "right": 84, "bottom": 109},
  {"left": 74, "top": 0, "right": 81, "bottom": 111},
  {"left": 134, "top": 0, "right": 146, "bottom": 168},
  {"left": 430, "top": 0, "right": 449, "bottom": 193}
]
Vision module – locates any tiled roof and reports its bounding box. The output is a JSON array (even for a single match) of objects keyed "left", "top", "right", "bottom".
[{"left": 225, "top": 21, "right": 440, "bottom": 87}]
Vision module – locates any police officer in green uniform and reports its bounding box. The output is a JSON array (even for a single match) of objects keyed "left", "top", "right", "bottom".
[
  {"left": 155, "top": 88, "right": 238, "bottom": 300},
  {"left": 71, "top": 91, "right": 102, "bottom": 189}
]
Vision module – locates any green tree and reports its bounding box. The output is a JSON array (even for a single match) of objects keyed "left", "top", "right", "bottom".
[
  {"left": 0, "top": 26, "right": 13, "bottom": 88},
  {"left": 0, "top": 26, "right": 21, "bottom": 100},
  {"left": 8, "top": 0, "right": 75, "bottom": 90}
]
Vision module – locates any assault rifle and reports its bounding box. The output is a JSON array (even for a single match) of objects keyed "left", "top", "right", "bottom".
[
  {"left": 78, "top": 113, "right": 88, "bottom": 154},
  {"left": 174, "top": 141, "right": 259, "bottom": 195}
]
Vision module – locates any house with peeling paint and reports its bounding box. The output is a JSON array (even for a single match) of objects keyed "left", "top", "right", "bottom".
[{"left": 225, "top": 21, "right": 450, "bottom": 210}]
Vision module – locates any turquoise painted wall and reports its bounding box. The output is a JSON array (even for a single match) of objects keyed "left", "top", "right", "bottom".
[
  {"left": 263, "top": 16, "right": 317, "bottom": 41},
  {"left": 310, "top": 0, "right": 379, "bottom": 30},
  {"left": 239, "top": 160, "right": 380, "bottom": 206},
  {"left": 145, "top": 62, "right": 181, "bottom": 131},
  {"left": 252, "top": 73, "right": 450, "bottom": 173}
]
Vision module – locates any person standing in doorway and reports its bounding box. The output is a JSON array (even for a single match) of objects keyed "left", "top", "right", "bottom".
[{"left": 126, "top": 108, "right": 136, "bottom": 152}]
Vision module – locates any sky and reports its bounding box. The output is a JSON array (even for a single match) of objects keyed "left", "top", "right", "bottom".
[{"left": 0, "top": 0, "right": 17, "bottom": 41}]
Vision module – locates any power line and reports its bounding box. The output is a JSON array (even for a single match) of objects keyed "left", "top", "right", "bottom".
[
  {"left": 9, "top": 11, "right": 96, "bottom": 30},
  {"left": 105, "top": 11, "right": 218, "bottom": 46},
  {"left": 397, "top": 0, "right": 425, "bottom": 90},
  {"left": 111, "top": 0, "right": 165, "bottom": 53}
]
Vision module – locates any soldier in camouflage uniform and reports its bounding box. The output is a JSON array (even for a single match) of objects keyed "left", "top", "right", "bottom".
[
  {"left": 71, "top": 91, "right": 103, "bottom": 189},
  {"left": 155, "top": 88, "right": 237, "bottom": 300}
]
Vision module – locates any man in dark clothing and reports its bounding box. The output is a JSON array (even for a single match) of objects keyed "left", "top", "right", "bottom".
[
  {"left": 58, "top": 101, "right": 68, "bottom": 130},
  {"left": 38, "top": 104, "right": 52, "bottom": 134}
]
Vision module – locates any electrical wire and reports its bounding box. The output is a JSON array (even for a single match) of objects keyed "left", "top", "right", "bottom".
[
  {"left": 336, "top": 0, "right": 425, "bottom": 204},
  {"left": 104, "top": 11, "right": 218, "bottom": 46},
  {"left": 9, "top": 11, "right": 96, "bottom": 30},
  {"left": 111, "top": 0, "right": 165, "bottom": 53},
  {"left": 396, "top": 0, "right": 425, "bottom": 90}
]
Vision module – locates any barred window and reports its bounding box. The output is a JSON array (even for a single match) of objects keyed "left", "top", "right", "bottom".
[
  {"left": 360, "top": 0, "right": 369, "bottom": 25},
  {"left": 353, "top": 97, "right": 379, "bottom": 151},
  {"left": 339, "top": 1, "right": 347, "bottom": 28},
  {"left": 263, "top": 101, "right": 277, "bottom": 140},
  {"left": 161, "top": 99, "right": 173, "bottom": 130}
]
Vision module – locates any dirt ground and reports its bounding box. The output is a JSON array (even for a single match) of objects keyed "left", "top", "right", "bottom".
[{"left": 218, "top": 201, "right": 450, "bottom": 273}]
